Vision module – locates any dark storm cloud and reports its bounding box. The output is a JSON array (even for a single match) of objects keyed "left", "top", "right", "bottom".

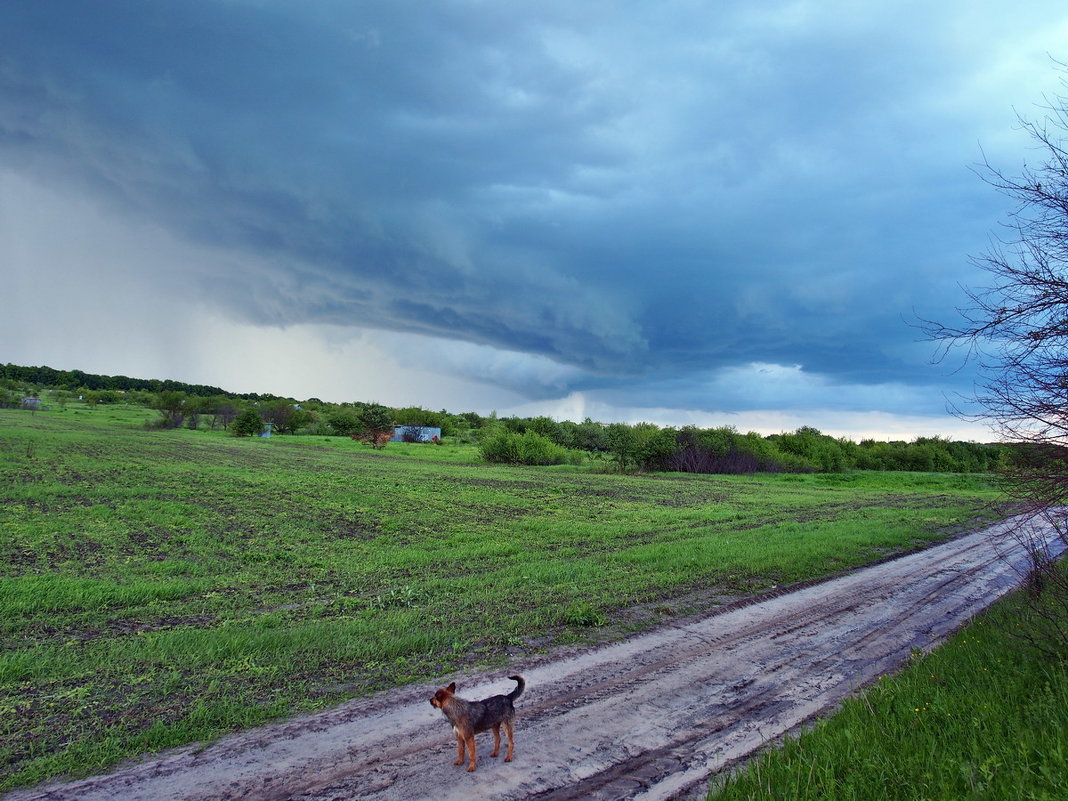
[{"left": 2, "top": 0, "right": 1064, "bottom": 414}]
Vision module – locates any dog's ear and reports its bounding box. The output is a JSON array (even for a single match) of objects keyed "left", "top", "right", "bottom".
[{"left": 447, "top": 682, "right": 456, "bottom": 693}]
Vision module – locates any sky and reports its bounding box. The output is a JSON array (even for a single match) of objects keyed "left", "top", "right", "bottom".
[{"left": 3, "top": 1, "right": 1067, "bottom": 441}]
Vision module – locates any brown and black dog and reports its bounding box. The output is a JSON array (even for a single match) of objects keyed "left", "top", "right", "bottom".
[{"left": 430, "top": 675, "right": 525, "bottom": 772}]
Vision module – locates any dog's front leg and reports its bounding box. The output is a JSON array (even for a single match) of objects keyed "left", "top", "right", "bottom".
[
  {"left": 489, "top": 724, "right": 501, "bottom": 757},
  {"left": 465, "top": 735, "right": 478, "bottom": 771},
  {"left": 454, "top": 733, "right": 466, "bottom": 766}
]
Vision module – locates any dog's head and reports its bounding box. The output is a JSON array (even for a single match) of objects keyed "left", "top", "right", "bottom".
[{"left": 429, "top": 682, "right": 457, "bottom": 709}]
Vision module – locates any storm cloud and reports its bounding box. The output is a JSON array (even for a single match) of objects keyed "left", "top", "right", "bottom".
[{"left": 4, "top": 1, "right": 1067, "bottom": 437}]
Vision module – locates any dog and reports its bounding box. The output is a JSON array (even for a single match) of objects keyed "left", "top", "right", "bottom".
[{"left": 430, "top": 675, "right": 525, "bottom": 772}]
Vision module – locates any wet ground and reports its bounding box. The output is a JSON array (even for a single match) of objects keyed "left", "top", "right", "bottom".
[{"left": 10, "top": 514, "right": 1063, "bottom": 801}]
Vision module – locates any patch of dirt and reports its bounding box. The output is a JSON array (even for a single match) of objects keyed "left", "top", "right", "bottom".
[{"left": 7, "top": 514, "right": 1064, "bottom": 801}]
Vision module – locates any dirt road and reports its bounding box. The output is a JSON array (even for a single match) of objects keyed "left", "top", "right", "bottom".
[{"left": 9, "top": 514, "right": 1065, "bottom": 801}]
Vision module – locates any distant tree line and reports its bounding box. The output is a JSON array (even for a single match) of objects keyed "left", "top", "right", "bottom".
[
  {"left": 1, "top": 362, "right": 1009, "bottom": 473},
  {"left": 476, "top": 417, "right": 1009, "bottom": 474},
  {"left": 0, "top": 362, "right": 273, "bottom": 400}
]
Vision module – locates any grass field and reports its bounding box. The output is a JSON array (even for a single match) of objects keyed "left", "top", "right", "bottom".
[
  {"left": 707, "top": 565, "right": 1068, "bottom": 801},
  {"left": 0, "top": 406, "right": 1003, "bottom": 792}
]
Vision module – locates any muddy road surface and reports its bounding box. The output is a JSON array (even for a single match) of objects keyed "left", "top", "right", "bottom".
[{"left": 10, "top": 514, "right": 1065, "bottom": 801}]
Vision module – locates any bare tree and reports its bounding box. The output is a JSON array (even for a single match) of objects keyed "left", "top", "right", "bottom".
[
  {"left": 151, "top": 390, "right": 186, "bottom": 429},
  {"left": 924, "top": 70, "right": 1068, "bottom": 657},
  {"left": 209, "top": 399, "right": 238, "bottom": 431},
  {"left": 926, "top": 80, "right": 1068, "bottom": 494}
]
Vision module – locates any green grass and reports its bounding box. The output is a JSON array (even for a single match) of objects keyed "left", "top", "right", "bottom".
[
  {"left": 708, "top": 575, "right": 1068, "bottom": 801},
  {"left": 0, "top": 406, "right": 1002, "bottom": 792}
]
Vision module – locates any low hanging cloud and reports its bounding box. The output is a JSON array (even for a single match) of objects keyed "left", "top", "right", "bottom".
[{"left": 3, "top": 1, "right": 1067, "bottom": 433}]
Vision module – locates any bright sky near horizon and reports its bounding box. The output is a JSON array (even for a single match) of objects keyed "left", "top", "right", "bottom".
[{"left": 4, "top": 1, "right": 1067, "bottom": 440}]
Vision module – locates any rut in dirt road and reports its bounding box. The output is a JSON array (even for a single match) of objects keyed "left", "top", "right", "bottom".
[{"left": 8, "top": 514, "right": 1064, "bottom": 801}]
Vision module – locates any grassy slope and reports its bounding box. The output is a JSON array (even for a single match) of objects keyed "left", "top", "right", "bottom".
[
  {"left": 708, "top": 571, "right": 1068, "bottom": 801},
  {"left": 0, "top": 407, "right": 1000, "bottom": 791}
]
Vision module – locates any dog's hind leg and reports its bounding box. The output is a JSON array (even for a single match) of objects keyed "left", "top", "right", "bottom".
[{"left": 503, "top": 721, "right": 515, "bottom": 762}]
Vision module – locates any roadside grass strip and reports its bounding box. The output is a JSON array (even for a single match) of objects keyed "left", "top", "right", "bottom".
[{"left": 708, "top": 567, "right": 1068, "bottom": 801}]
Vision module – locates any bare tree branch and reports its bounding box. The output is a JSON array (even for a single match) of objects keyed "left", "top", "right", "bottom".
[{"left": 922, "top": 64, "right": 1068, "bottom": 660}]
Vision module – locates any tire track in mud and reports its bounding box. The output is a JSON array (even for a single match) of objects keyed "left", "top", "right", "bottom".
[{"left": 9, "top": 514, "right": 1064, "bottom": 801}]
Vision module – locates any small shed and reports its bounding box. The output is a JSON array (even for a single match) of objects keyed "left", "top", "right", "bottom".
[
  {"left": 392, "top": 425, "right": 442, "bottom": 443},
  {"left": 20, "top": 397, "right": 41, "bottom": 411}
]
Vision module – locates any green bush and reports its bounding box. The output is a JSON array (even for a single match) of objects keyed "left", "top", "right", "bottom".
[
  {"left": 770, "top": 427, "right": 851, "bottom": 472},
  {"left": 356, "top": 403, "right": 395, "bottom": 449},
  {"left": 605, "top": 422, "right": 681, "bottom": 472},
  {"left": 326, "top": 410, "right": 360, "bottom": 436},
  {"left": 231, "top": 408, "right": 263, "bottom": 437},
  {"left": 478, "top": 429, "right": 566, "bottom": 465}
]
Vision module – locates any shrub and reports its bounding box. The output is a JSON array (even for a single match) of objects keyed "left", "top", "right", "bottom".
[
  {"left": 326, "top": 410, "right": 361, "bottom": 436},
  {"left": 356, "top": 404, "right": 394, "bottom": 449},
  {"left": 657, "top": 427, "right": 816, "bottom": 475},
  {"left": 572, "top": 418, "right": 609, "bottom": 452},
  {"left": 479, "top": 429, "right": 567, "bottom": 465},
  {"left": 151, "top": 391, "right": 186, "bottom": 429},
  {"left": 770, "top": 426, "right": 852, "bottom": 472},
  {"left": 304, "top": 419, "right": 335, "bottom": 437},
  {"left": 231, "top": 408, "right": 263, "bottom": 437}
]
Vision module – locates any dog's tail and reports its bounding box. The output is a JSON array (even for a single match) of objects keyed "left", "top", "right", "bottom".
[{"left": 507, "top": 675, "right": 525, "bottom": 701}]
